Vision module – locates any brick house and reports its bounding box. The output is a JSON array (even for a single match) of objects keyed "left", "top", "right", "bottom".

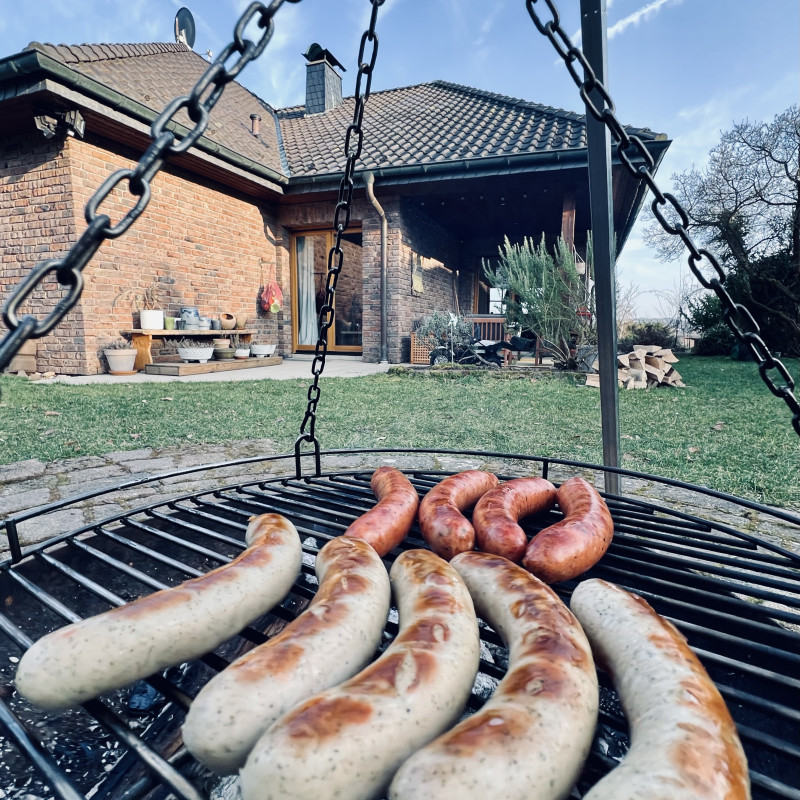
[{"left": 0, "top": 40, "right": 670, "bottom": 374}]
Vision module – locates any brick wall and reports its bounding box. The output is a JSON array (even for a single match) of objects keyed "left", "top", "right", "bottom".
[
  {"left": 2, "top": 132, "right": 286, "bottom": 374},
  {"left": 391, "top": 199, "right": 461, "bottom": 363},
  {"left": 0, "top": 133, "right": 83, "bottom": 372}
]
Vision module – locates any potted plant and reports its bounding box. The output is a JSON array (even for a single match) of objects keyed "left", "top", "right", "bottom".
[
  {"left": 230, "top": 334, "right": 251, "bottom": 359},
  {"left": 250, "top": 342, "right": 276, "bottom": 358},
  {"left": 113, "top": 280, "right": 167, "bottom": 330},
  {"left": 102, "top": 338, "right": 137, "bottom": 374},
  {"left": 176, "top": 338, "right": 214, "bottom": 363}
]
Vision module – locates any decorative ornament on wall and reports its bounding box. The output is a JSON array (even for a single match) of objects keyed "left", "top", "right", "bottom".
[{"left": 260, "top": 261, "right": 283, "bottom": 313}]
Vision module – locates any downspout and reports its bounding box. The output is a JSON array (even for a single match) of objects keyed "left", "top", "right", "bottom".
[{"left": 363, "top": 171, "right": 388, "bottom": 363}]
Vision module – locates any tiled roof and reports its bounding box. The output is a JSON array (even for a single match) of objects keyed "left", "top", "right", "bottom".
[
  {"left": 18, "top": 44, "right": 663, "bottom": 187},
  {"left": 26, "top": 42, "right": 284, "bottom": 177},
  {"left": 277, "top": 80, "right": 662, "bottom": 177}
]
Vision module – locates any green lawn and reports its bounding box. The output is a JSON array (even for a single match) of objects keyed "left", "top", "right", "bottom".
[{"left": 0, "top": 355, "right": 798, "bottom": 508}]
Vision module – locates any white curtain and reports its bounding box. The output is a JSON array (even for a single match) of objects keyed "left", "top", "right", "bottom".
[{"left": 297, "top": 237, "right": 318, "bottom": 345}]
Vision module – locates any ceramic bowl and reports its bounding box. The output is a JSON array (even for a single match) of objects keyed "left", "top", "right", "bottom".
[
  {"left": 177, "top": 346, "right": 214, "bottom": 363},
  {"left": 251, "top": 344, "right": 276, "bottom": 357}
]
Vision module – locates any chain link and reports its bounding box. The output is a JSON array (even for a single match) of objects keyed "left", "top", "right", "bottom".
[
  {"left": 295, "top": 0, "right": 384, "bottom": 477},
  {"left": 0, "top": 0, "right": 296, "bottom": 373},
  {"left": 526, "top": 0, "right": 800, "bottom": 437}
]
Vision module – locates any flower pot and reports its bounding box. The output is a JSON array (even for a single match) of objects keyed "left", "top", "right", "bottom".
[
  {"left": 212, "top": 338, "right": 231, "bottom": 349},
  {"left": 213, "top": 347, "right": 235, "bottom": 360},
  {"left": 251, "top": 343, "right": 276, "bottom": 358},
  {"left": 234, "top": 348, "right": 251, "bottom": 359},
  {"left": 104, "top": 348, "right": 137, "bottom": 374},
  {"left": 220, "top": 313, "right": 236, "bottom": 331},
  {"left": 177, "top": 345, "right": 214, "bottom": 363},
  {"left": 180, "top": 306, "right": 201, "bottom": 330},
  {"left": 139, "top": 309, "right": 164, "bottom": 330},
  {"left": 235, "top": 315, "right": 247, "bottom": 330}
]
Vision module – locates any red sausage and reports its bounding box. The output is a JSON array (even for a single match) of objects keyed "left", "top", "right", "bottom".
[
  {"left": 344, "top": 466, "right": 420, "bottom": 556},
  {"left": 472, "top": 477, "right": 557, "bottom": 562},
  {"left": 418, "top": 470, "right": 499, "bottom": 560},
  {"left": 522, "top": 476, "right": 613, "bottom": 583}
]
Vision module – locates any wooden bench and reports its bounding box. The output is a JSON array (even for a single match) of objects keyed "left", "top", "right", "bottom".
[{"left": 121, "top": 329, "right": 256, "bottom": 370}]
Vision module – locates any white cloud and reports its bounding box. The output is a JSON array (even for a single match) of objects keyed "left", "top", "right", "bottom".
[{"left": 607, "top": 0, "right": 683, "bottom": 40}]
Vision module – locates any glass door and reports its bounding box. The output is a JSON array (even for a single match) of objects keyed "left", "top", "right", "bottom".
[{"left": 292, "top": 230, "right": 363, "bottom": 353}]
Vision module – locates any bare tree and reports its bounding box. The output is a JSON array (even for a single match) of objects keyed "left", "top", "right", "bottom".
[{"left": 644, "top": 105, "right": 799, "bottom": 353}]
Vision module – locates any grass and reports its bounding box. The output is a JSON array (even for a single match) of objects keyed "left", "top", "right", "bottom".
[{"left": 0, "top": 355, "right": 798, "bottom": 509}]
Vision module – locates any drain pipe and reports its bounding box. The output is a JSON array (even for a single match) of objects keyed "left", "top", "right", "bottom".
[{"left": 363, "top": 171, "right": 388, "bottom": 363}]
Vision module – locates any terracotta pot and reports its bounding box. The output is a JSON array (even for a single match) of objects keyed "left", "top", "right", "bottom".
[
  {"left": 235, "top": 314, "right": 247, "bottom": 330},
  {"left": 220, "top": 313, "right": 236, "bottom": 330},
  {"left": 104, "top": 348, "right": 137, "bottom": 374}
]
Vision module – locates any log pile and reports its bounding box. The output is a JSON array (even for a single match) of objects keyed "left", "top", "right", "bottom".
[{"left": 584, "top": 346, "right": 685, "bottom": 389}]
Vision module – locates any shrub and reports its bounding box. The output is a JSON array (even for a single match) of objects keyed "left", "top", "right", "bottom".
[
  {"left": 693, "top": 324, "right": 737, "bottom": 356},
  {"left": 617, "top": 321, "right": 676, "bottom": 352}
]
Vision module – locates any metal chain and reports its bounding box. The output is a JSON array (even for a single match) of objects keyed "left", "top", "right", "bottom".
[
  {"left": 526, "top": 0, "right": 800, "bottom": 437},
  {"left": 295, "top": 0, "right": 384, "bottom": 477},
  {"left": 0, "top": 0, "right": 299, "bottom": 374}
]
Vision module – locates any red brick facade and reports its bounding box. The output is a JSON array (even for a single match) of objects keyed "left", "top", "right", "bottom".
[
  {"left": 1, "top": 132, "right": 292, "bottom": 374},
  {"left": 2, "top": 137, "right": 470, "bottom": 373}
]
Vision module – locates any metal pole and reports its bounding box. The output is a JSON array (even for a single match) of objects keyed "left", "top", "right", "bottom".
[{"left": 580, "top": 0, "right": 621, "bottom": 495}]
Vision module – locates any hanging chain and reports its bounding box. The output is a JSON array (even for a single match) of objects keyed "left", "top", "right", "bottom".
[
  {"left": 295, "top": 0, "right": 384, "bottom": 477},
  {"left": 526, "top": 0, "right": 800, "bottom": 437},
  {"left": 0, "top": 0, "right": 299, "bottom": 374}
]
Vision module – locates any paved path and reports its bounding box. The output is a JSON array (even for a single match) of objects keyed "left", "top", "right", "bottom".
[
  {"left": 3, "top": 355, "right": 799, "bottom": 560},
  {"left": 37, "top": 354, "right": 395, "bottom": 384},
  {"left": 2, "top": 436, "right": 799, "bottom": 561}
]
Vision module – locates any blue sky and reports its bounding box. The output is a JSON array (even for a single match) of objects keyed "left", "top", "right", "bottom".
[{"left": 2, "top": 0, "right": 798, "bottom": 316}]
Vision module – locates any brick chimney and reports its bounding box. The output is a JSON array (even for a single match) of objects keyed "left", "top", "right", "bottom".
[{"left": 303, "top": 43, "right": 345, "bottom": 115}]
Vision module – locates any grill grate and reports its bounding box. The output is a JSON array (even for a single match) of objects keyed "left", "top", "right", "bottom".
[{"left": 1, "top": 456, "right": 798, "bottom": 800}]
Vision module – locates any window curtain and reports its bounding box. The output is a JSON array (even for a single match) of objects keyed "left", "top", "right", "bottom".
[{"left": 297, "top": 237, "right": 318, "bottom": 345}]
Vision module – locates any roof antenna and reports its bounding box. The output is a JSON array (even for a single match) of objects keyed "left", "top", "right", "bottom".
[{"left": 174, "top": 7, "right": 196, "bottom": 49}]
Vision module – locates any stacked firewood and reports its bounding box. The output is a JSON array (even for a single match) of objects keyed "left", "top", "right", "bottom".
[{"left": 584, "top": 346, "right": 685, "bottom": 389}]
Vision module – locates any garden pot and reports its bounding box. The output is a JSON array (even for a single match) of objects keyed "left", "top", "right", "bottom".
[
  {"left": 220, "top": 313, "right": 236, "bottom": 330},
  {"left": 139, "top": 309, "right": 164, "bottom": 330},
  {"left": 251, "top": 343, "right": 276, "bottom": 358},
  {"left": 235, "top": 314, "right": 247, "bottom": 330},
  {"left": 213, "top": 347, "right": 235, "bottom": 360},
  {"left": 104, "top": 348, "right": 137, "bottom": 374},
  {"left": 177, "top": 345, "right": 214, "bottom": 363},
  {"left": 180, "top": 306, "right": 201, "bottom": 330},
  {"left": 234, "top": 347, "right": 250, "bottom": 359}
]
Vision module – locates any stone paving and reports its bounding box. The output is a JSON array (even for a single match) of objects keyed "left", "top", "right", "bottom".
[{"left": 2, "top": 437, "right": 799, "bottom": 561}]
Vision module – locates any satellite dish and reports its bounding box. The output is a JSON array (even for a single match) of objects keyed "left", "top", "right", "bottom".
[{"left": 174, "top": 7, "right": 196, "bottom": 49}]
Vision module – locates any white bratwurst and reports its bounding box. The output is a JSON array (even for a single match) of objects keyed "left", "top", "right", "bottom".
[
  {"left": 570, "top": 578, "right": 751, "bottom": 800},
  {"left": 182, "top": 535, "right": 391, "bottom": 774},
  {"left": 239, "top": 548, "right": 480, "bottom": 800},
  {"left": 390, "top": 550, "right": 598, "bottom": 800},
  {"left": 15, "top": 514, "right": 302, "bottom": 710}
]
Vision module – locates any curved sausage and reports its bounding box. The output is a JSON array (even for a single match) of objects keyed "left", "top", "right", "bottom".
[
  {"left": 418, "top": 470, "right": 499, "bottom": 560},
  {"left": 390, "top": 551, "right": 598, "bottom": 800},
  {"left": 570, "top": 578, "right": 750, "bottom": 800},
  {"left": 239, "top": 549, "right": 480, "bottom": 800},
  {"left": 15, "top": 514, "right": 302, "bottom": 710},
  {"left": 523, "top": 476, "right": 613, "bottom": 583},
  {"left": 344, "top": 466, "right": 420, "bottom": 556},
  {"left": 182, "top": 535, "right": 391, "bottom": 774},
  {"left": 472, "top": 477, "right": 557, "bottom": 562}
]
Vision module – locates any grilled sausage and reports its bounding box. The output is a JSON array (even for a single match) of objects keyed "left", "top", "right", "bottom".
[
  {"left": 15, "top": 514, "right": 302, "bottom": 711},
  {"left": 239, "top": 549, "right": 481, "bottom": 800},
  {"left": 182, "top": 535, "right": 391, "bottom": 774},
  {"left": 523, "top": 476, "right": 613, "bottom": 583},
  {"left": 418, "top": 470, "right": 499, "bottom": 560},
  {"left": 390, "top": 551, "right": 598, "bottom": 800},
  {"left": 472, "top": 477, "right": 557, "bottom": 562},
  {"left": 570, "top": 579, "right": 751, "bottom": 800},
  {"left": 344, "top": 466, "right": 420, "bottom": 556}
]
